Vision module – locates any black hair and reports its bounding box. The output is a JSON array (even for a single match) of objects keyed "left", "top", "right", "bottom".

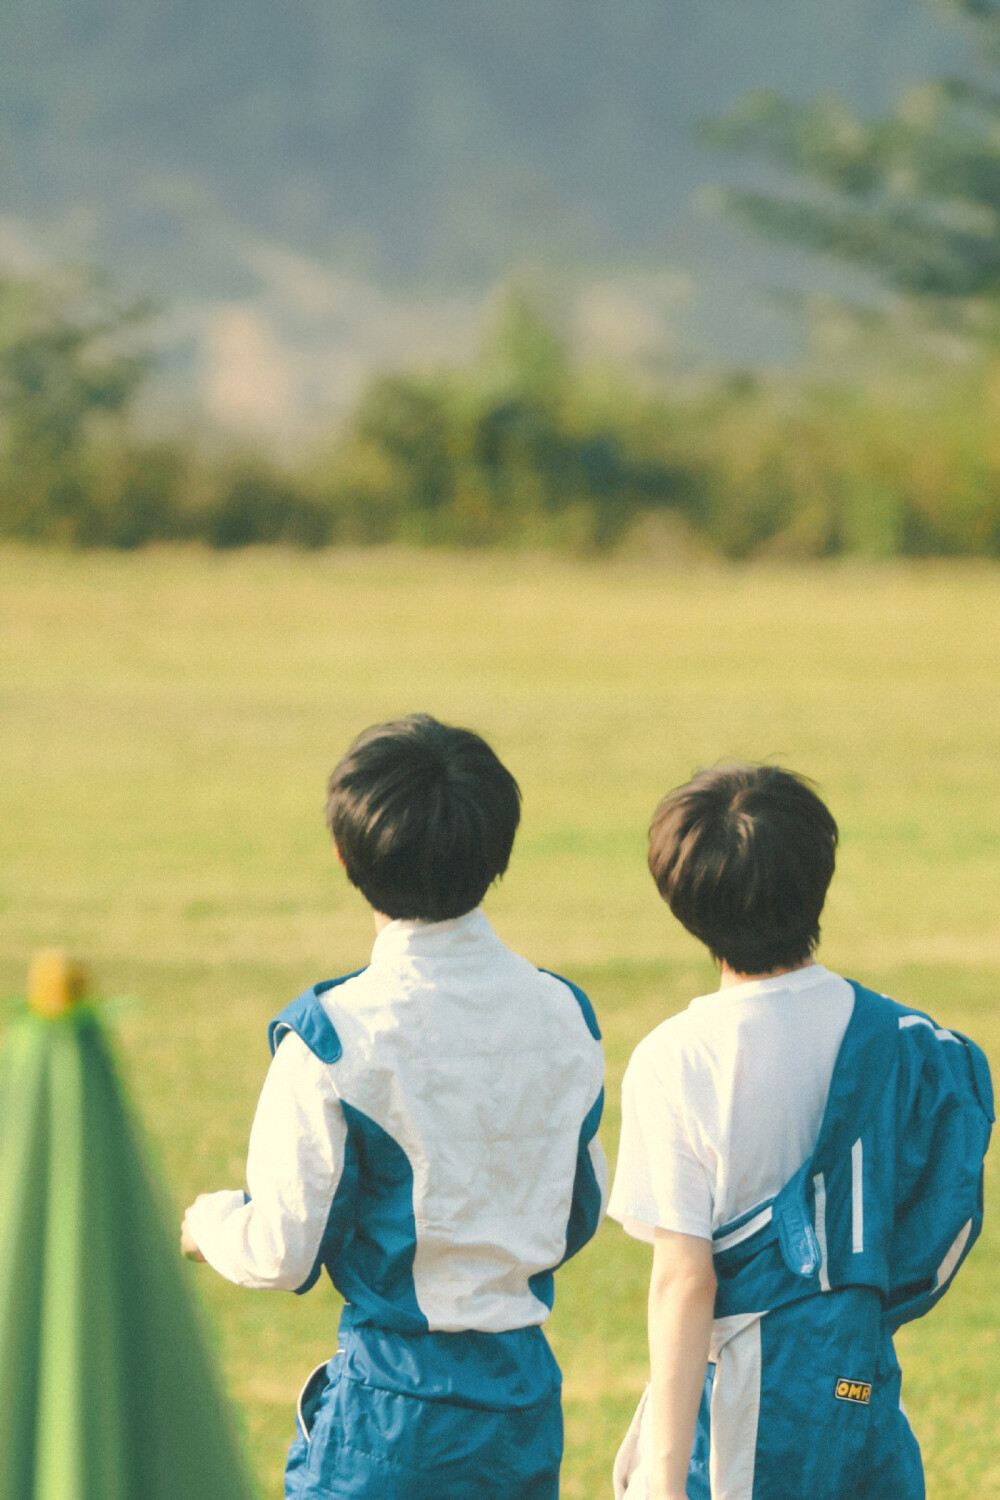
[
  {"left": 647, "top": 764, "right": 838, "bottom": 974},
  {"left": 325, "top": 714, "right": 521, "bottom": 922}
]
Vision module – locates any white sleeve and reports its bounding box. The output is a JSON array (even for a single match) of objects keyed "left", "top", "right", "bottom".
[
  {"left": 607, "top": 1043, "right": 713, "bottom": 1244},
  {"left": 185, "top": 1032, "right": 348, "bottom": 1290}
]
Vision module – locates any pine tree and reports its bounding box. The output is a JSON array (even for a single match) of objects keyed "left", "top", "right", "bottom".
[{"left": 704, "top": 0, "right": 1000, "bottom": 323}]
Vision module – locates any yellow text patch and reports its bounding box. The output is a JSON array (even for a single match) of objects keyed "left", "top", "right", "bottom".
[{"left": 834, "top": 1378, "right": 872, "bottom": 1405}]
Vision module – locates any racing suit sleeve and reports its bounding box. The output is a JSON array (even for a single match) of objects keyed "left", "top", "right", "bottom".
[
  {"left": 184, "top": 1031, "right": 346, "bottom": 1291},
  {"left": 563, "top": 1032, "right": 609, "bottom": 1261}
]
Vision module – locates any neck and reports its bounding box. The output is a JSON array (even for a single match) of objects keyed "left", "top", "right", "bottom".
[{"left": 718, "top": 956, "right": 815, "bottom": 990}]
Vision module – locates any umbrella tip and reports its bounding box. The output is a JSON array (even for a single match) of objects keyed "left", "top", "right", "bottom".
[{"left": 28, "top": 951, "right": 89, "bottom": 1018}]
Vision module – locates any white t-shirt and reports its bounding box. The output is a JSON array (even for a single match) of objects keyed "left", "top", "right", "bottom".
[{"left": 608, "top": 963, "right": 854, "bottom": 1243}]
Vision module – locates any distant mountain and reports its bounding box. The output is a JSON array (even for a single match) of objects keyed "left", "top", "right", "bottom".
[{"left": 0, "top": 0, "right": 966, "bottom": 432}]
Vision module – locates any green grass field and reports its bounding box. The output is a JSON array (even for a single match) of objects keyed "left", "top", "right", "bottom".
[{"left": 1, "top": 546, "right": 998, "bottom": 1497}]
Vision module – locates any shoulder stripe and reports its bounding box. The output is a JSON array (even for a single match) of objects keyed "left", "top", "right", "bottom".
[
  {"left": 898, "top": 1014, "right": 960, "bottom": 1042},
  {"left": 268, "top": 969, "right": 367, "bottom": 1062}
]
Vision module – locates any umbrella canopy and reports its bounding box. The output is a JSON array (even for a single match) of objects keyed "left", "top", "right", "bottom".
[{"left": 0, "top": 954, "right": 258, "bottom": 1500}]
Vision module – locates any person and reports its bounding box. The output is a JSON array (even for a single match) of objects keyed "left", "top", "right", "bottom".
[
  {"left": 608, "top": 764, "right": 992, "bottom": 1500},
  {"left": 180, "top": 713, "right": 607, "bottom": 1500}
]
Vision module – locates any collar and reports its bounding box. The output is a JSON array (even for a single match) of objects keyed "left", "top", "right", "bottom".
[
  {"left": 691, "top": 962, "right": 833, "bottom": 1009},
  {"left": 370, "top": 907, "right": 494, "bottom": 963}
]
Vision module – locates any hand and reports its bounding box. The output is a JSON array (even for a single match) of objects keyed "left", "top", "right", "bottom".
[{"left": 180, "top": 1207, "right": 207, "bottom": 1262}]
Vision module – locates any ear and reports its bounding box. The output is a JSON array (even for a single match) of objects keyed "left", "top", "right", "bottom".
[{"left": 334, "top": 843, "right": 347, "bottom": 870}]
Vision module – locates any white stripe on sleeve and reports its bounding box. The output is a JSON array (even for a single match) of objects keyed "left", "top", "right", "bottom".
[
  {"left": 898, "top": 1015, "right": 960, "bottom": 1043},
  {"left": 813, "top": 1172, "right": 831, "bottom": 1292},
  {"left": 935, "top": 1219, "right": 973, "bottom": 1291},
  {"left": 851, "top": 1139, "right": 864, "bottom": 1254}
]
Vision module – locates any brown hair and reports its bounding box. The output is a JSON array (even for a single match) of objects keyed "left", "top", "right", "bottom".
[{"left": 648, "top": 764, "right": 838, "bottom": 974}]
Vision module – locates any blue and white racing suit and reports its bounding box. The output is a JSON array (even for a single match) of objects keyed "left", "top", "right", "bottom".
[
  {"left": 187, "top": 910, "right": 607, "bottom": 1499},
  {"left": 615, "top": 983, "right": 993, "bottom": 1500}
]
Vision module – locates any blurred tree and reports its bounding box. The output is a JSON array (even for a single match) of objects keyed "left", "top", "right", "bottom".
[
  {"left": 479, "top": 289, "right": 570, "bottom": 401},
  {"left": 205, "top": 459, "right": 334, "bottom": 548},
  {"left": 314, "top": 294, "right": 702, "bottom": 550},
  {"left": 704, "top": 0, "right": 1000, "bottom": 328},
  {"left": 353, "top": 376, "right": 455, "bottom": 515},
  {"left": 0, "top": 269, "right": 150, "bottom": 540}
]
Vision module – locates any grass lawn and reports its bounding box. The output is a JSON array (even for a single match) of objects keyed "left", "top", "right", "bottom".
[{"left": 1, "top": 546, "right": 998, "bottom": 1497}]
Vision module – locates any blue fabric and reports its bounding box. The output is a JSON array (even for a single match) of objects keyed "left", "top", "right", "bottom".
[
  {"left": 270, "top": 965, "right": 592, "bottom": 1496},
  {"left": 296, "top": 1104, "right": 427, "bottom": 1328},
  {"left": 688, "top": 1295, "right": 923, "bottom": 1500},
  {"left": 753, "top": 1291, "right": 920, "bottom": 1499},
  {"left": 269, "top": 972, "right": 367, "bottom": 1064},
  {"left": 285, "top": 1326, "right": 562, "bottom": 1500},
  {"left": 271, "top": 966, "right": 605, "bottom": 1322},
  {"left": 538, "top": 968, "right": 602, "bottom": 1040},
  {"left": 267, "top": 976, "right": 425, "bottom": 1319},
  {"left": 564, "top": 1086, "right": 605, "bottom": 1259},
  {"left": 686, "top": 1366, "right": 713, "bottom": 1500},
  {"left": 697, "top": 1291, "right": 921, "bottom": 1500},
  {"left": 335, "top": 1314, "right": 561, "bottom": 1409},
  {"left": 714, "top": 983, "right": 993, "bottom": 1327},
  {"left": 529, "top": 1081, "right": 605, "bottom": 1311},
  {"left": 698, "top": 981, "right": 991, "bottom": 1499}
]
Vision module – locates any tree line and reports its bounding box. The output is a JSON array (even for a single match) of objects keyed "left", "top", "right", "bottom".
[
  {"left": 3, "top": 271, "right": 999, "bottom": 559},
  {"left": 4, "top": 0, "right": 1000, "bottom": 558}
]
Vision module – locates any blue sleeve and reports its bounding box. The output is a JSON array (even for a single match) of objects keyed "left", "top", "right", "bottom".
[
  {"left": 537, "top": 969, "right": 608, "bottom": 1263},
  {"left": 565, "top": 1085, "right": 608, "bottom": 1261}
]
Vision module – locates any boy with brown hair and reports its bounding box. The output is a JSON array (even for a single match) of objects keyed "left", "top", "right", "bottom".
[{"left": 609, "top": 764, "right": 991, "bottom": 1500}]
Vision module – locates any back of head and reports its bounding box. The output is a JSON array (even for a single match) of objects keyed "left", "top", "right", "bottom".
[
  {"left": 326, "top": 714, "right": 521, "bottom": 922},
  {"left": 647, "top": 764, "right": 838, "bottom": 974}
]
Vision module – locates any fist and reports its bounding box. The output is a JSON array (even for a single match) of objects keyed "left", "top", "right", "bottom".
[{"left": 180, "top": 1208, "right": 207, "bottom": 1262}]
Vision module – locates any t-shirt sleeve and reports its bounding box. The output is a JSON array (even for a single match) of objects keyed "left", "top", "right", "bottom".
[{"left": 607, "top": 1040, "right": 714, "bottom": 1243}]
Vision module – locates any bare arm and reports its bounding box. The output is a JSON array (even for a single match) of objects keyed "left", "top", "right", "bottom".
[{"left": 647, "top": 1228, "right": 717, "bottom": 1500}]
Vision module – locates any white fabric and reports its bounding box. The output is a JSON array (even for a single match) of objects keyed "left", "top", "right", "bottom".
[
  {"left": 614, "top": 1314, "right": 765, "bottom": 1500},
  {"left": 186, "top": 1035, "right": 348, "bottom": 1291},
  {"left": 188, "top": 909, "right": 607, "bottom": 1330},
  {"left": 707, "top": 1316, "right": 762, "bottom": 1500},
  {"left": 935, "top": 1218, "right": 973, "bottom": 1290},
  {"left": 608, "top": 964, "right": 854, "bottom": 1242}
]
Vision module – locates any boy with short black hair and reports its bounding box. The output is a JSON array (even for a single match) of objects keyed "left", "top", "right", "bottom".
[
  {"left": 182, "top": 714, "right": 607, "bottom": 1500},
  {"left": 326, "top": 713, "right": 523, "bottom": 923},
  {"left": 609, "top": 764, "right": 991, "bottom": 1500}
]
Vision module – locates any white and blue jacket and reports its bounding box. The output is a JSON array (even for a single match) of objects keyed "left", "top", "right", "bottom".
[
  {"left": 188, "top": 910, "right": 607, "bottom": 1401},
  {"left": 616, "top": 982, "right": 993, "bottom": 1500}
]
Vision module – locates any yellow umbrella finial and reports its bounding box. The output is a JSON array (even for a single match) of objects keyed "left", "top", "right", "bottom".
[{"left": 27, "top": 951, "right": 89, "bottom": 1018}]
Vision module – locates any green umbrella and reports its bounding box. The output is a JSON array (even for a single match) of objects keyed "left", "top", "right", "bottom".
[{"left": 0, "top": 953, "right": 258, "bottom": 1500}]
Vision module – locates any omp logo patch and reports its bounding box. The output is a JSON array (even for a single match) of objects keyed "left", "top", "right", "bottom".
[{"left": 834, "top": 1378, "right": 872, "bottom": 1405}]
